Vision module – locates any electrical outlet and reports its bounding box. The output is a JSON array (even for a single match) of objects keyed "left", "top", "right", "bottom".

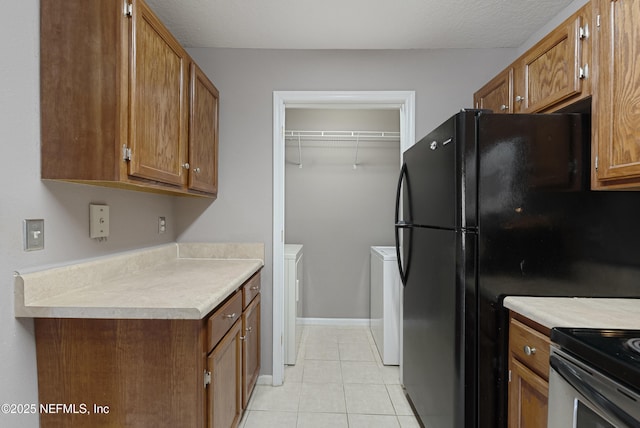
[
  {"left": 24, "top": 219, "right": 45, "bottom": 251},
  {"left": 158, "top": 217, "right": 167, "bottom": 234},
  {"left": 89, "top": 204, "right": 110, "bottom": 239}
]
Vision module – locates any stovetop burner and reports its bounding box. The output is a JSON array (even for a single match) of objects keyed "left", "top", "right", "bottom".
[
  {"left": 551, "top": 328, "right": 640, "bottom": 393},
  {"left": 627, "top": 337, "right": 640, "bottom": 355}
]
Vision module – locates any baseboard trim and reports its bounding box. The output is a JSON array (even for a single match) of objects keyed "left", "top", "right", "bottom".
[
  {"left": 297, "top": 317, "right": 370, "bottom": 326},
  {"left": 257, "top": 374, "right": 272, "bottom": 385}
]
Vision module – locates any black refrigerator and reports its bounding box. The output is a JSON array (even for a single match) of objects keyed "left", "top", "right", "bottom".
[{"left": 394, "top": 110, "right": 640, "bottom": 428}]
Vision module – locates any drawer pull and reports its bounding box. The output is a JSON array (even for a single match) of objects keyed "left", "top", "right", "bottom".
[
  {"left": 225, "top": 313, "right": 237, "bottom": 319},
  {"left": 523, "top": 345, "right": 537, "bottom": 356}
]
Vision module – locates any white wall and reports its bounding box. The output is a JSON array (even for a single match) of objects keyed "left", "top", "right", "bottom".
[
  {"left": 178, "top": 47, "right": 516, "bottom": 374},
  {"left": 0, "top": 2, "right": 177, "bottom": 427},
  {"left": 285, "top": 109, "right": 400, "bottom": 319}
]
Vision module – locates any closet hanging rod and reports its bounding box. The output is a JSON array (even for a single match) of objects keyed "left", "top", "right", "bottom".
[{"left": 284, "top": 130, "right": 400, "bottom": 140}]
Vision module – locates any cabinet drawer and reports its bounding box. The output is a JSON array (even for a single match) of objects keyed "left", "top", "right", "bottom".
[
  {"left": 509, "top": 318, "right": 550, "bottom": 380},
  {"left": 208, "top": 291, "right": 242, "bottom": 351},
  {"left": 242, "top": 272, "right": 261, "bottom": 309}
]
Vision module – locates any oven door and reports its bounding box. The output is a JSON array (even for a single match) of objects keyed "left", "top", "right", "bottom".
[{"left": 547, "top": 346, "right": 640, "bottom": 428}]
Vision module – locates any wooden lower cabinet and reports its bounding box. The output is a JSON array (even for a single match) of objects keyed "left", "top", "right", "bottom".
[
  {"left": 35, "top": 273, "right": 261, "bottom": 428},
  {"left": 507, "top": 313, "right": 551, "bottom": 428},
  {"left": 242, "top": 294, "right": 261, "bottom": 408},
  {"left": 208, "top": 320, "right": 243, "bottom": 428},
  {"left": 35, "top": 318, "right": 205, "bottom": 428},
  {"left": 509, "top": 358, "right": 549, "bottom": 428}
]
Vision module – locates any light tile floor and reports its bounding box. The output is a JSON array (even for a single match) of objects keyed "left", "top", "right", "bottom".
[{"left": 240, "top": 325, "right": 421, "bottom": 428}]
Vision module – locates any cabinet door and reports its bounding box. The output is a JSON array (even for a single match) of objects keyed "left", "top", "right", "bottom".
[
  {"left": 520, "top": 7, "right": 589, "bottom": 113},
  {"left": 474, "top": 67, "right": 513, "bottom": 113},
  {"left": 242, "top": 294, "right": 261, "bottom": 409},
  {"left": 129, "top": 0, "right": 189, "bottom": 186},
  {"left": 189, "top": 63, "right": 220, "bottom": 195},
  {"left": 208, "top": 319, "right": 242, "bottom": 428},
  {"left": 508, "top": 357, "right": 549, "bottom": 428},
  {"left": 594, "top": 0, "right": 640, "bottom": 186}
]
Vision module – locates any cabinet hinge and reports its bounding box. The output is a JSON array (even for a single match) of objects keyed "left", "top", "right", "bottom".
[
  {"left": 596, "top": 14, "right": 601, "bottom": 28},
  {"left": 124, "top": 2, "right": 133, "bottom": 17},
  {"left": 508, "top": 369, "right": 512, "bottom": 383},
  {"left": 595, "top": 155, "right": 599, "bottom": 171},
  {"left": 579, "top": 64, "right": 589, "bottom": 80},
  {"left": 204, "top": 370, "right": 212, "bottom": 388},
  {"left": 123, "top": 145, "right": 132, "bottom": 161},
  {"left": 579, "top": 24, "right": 589, "bottom": 40}
]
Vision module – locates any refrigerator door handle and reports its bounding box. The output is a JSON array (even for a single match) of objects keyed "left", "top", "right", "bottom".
[{"left": 395, "top": 163, "right": 411, "bottom": 287}]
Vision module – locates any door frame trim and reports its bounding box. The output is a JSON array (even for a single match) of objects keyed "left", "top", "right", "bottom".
[{"left": 272, "top": 90, "right": 415, "bottom": 385}]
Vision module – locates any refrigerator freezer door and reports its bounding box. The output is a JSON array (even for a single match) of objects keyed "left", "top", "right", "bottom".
[
  {"left": 401, "top": 110, "right": 479, "bottom": 230},
  {"left": 403, "top": 116, "right": 457, "bottom": 229}
]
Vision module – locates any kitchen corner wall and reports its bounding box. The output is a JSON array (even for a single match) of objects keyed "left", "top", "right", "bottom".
[
  {"left": 0, "top": 2, "right": 177, "bottom": 427},
  {"left": 177, "top": 47, "right": 517, "bottom": 376}
]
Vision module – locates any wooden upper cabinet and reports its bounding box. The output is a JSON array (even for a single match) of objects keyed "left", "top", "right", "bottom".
[
  {"left": 593, "top": 0, "right": 640, "bottom": 188},
  {"left": 40, "top": 0, "right": 218, "bottom": 197},
  {"left": 129, "top": 0, "right": 189, "bottom": 187},
  {"left": 473, "top": 4, "right": 592, "bottom": 115},
  {"left": 189, "top": 63, "right": 220, "bottom": 195},
  {"left": 519, "top": 4, "right": 591, "bottom": 113},
  {"left": 474, "top": 67, "right": 514, "bottom": 113}
]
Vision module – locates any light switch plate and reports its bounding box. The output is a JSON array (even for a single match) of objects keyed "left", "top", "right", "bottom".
[
  {"left": 24, "top": 219, "right": 45, "bottom": 251},
  {"left": 89, "top": 204, "right": 109, "bottom": 239}
]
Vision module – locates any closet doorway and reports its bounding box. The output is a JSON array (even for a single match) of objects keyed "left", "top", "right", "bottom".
[
  {"left": 285, "top": 108, "right": 400, "bottom": 321},
  {"left": 272, "top": 91, "right": 415, "bottom": 386}
]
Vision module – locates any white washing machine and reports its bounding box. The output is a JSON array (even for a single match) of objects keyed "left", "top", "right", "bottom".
[
  {"left": 370, "top": 246, "right": 401, "bottom": 365},
  {"left": 284, "top": 244, "right": 303, "bottom": 365}
]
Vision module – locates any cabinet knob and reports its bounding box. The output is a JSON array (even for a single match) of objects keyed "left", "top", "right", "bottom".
[
  {"left": 193, "top": 167, "right": 201, "bottom": 174},
  {"left": 515, "top": 96, "right": 524, "bottom": 103},
  {"left": 182, "top": 162, "right": 190, "bottom": 170},
  {"left": 500, "top": 104, "right": 509, "bottom": 111},
  {"left": 225, "top": 313, "right": 236, "bottom": 319},
  {"left": 250, "top": 286, "right": 260, "bottom": 291},
  {"left": 246, "top": 326, "right": 253, "bottom": 332},
  {"left": 523, "top": 345, "right": 537, "bottom": 356}
]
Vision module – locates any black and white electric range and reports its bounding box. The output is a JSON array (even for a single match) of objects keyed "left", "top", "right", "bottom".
[{"left": 548, "top": 328, "right": 640, "bottom": 428}]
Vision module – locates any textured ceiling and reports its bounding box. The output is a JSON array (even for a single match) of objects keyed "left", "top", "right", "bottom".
[{"left": 145, "top": 0, "right": 576, "bottom": 49}]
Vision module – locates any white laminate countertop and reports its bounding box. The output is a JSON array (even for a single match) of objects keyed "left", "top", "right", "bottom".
[
  {"left": 503, "top": 297, "right": 640, "bottom": 330},
  {"left": 14, "top": 243, "right": 264, "bottom": 320}
]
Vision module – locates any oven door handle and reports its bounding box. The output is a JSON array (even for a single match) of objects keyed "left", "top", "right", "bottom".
[{"left": 550, "top": 355, "right": 638, "bottom": 427}]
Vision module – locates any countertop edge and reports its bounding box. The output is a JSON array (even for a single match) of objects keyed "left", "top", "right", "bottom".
[
  {"left": 15, "top": 243, "right": 264, "bottom": 320},
  {"left": 503, "top": 296, "right": 640, "bottom": 330}
]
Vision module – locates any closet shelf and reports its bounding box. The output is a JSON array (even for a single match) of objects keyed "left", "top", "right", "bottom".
[{"left": 284, "top": 130, "right": 400, "bottom": 141}]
